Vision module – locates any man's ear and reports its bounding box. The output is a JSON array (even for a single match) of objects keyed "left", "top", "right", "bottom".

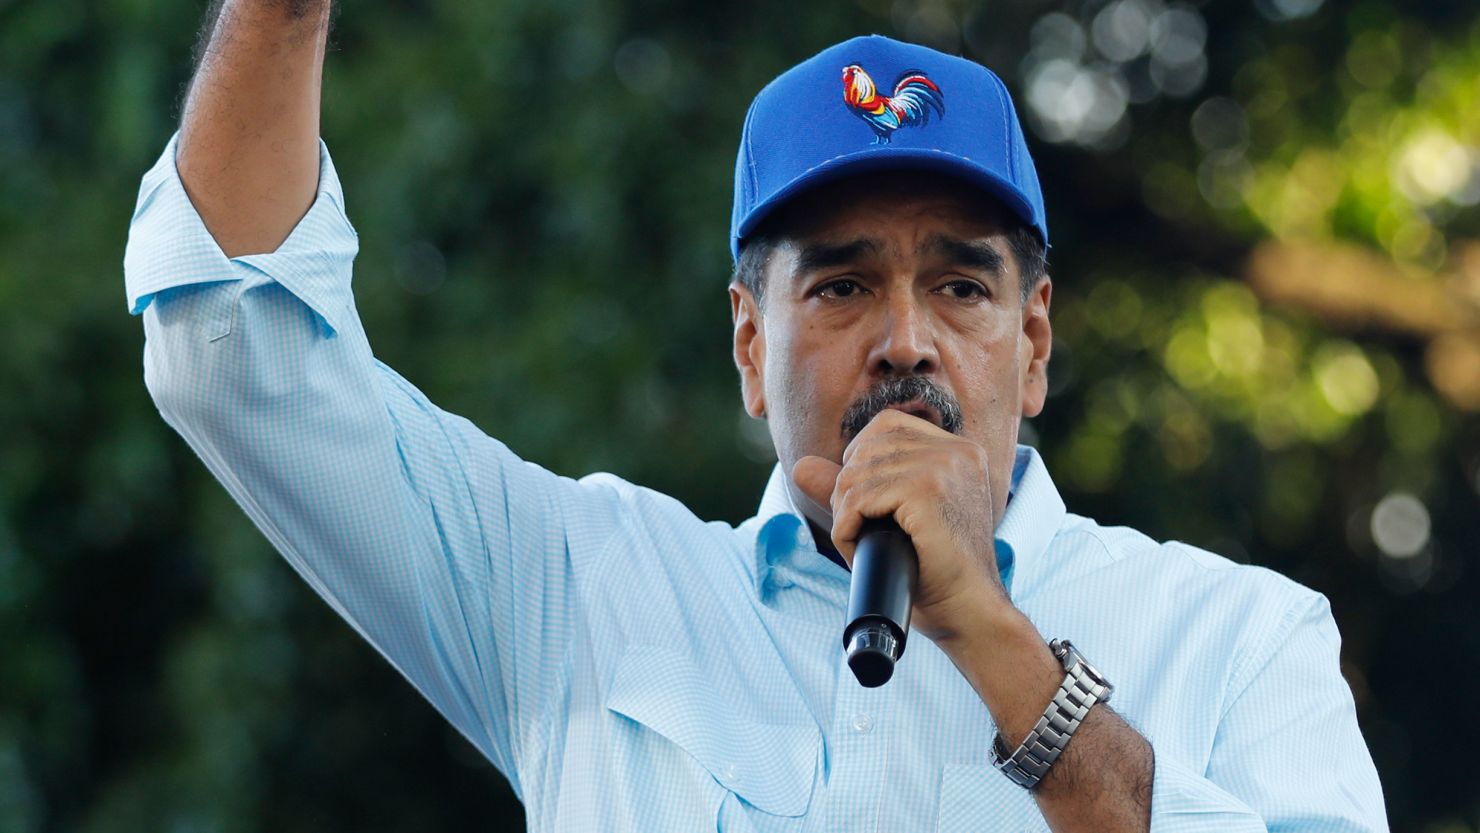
[
  {"left": 1020, "top": 276, "right": 1053, "bottom": 419},
  {"left": 730, "top": 281, "right": 767, "bottom": 419}
]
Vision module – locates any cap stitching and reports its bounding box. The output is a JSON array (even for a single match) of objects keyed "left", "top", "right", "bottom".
[
  {"left": 993, "top": 76, "right": 1018, "bottom": 187},
  {"left": 744, "top": 105, "right": 760, "bottom": 205},
  {"left": 801, "top": 146, "right": 984, "bottom": 174},
  {"left": 764, "top": 147, "right": 1035, "bottom": 223}
]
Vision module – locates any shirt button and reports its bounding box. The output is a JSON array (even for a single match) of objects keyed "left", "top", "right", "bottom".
[
  {"left": 723, "top": 764, "right": 738, "bottom": 782},
  {"left": 852, "top": 712, "right": 873, "bottom": 733}
]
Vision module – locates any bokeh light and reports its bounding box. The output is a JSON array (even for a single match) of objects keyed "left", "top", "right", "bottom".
[
  {"left": 1020, "top": 1, "right": 1209, "bottom": 147},
  {"left": 1370, "top": 491, "right": 1431, "bottom": 559}
]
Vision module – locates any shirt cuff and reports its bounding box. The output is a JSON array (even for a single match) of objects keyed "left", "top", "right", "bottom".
[
  {"left": 1148, "top": 749, "right": 1265, "bottom": 833},
  {"left": 122, "top": 130, "right": 359, "bottom": 336}
]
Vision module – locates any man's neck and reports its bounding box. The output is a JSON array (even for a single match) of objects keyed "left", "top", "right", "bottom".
[{"left": 807, "top": 520, "right": 849, "bottom": 571}]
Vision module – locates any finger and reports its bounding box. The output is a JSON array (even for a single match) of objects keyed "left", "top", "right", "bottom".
[
  {"left": 791, "top": 455, "right": 843, "bottom": 520},
  {"left": 841, "top": 408, "right": 933, "bottom": 467},
  {"left": 835, "top": 439, "right": 946, "bottom": 507},
  {"left": 830, "top": 473, "right": 906, "bottom": 562}
]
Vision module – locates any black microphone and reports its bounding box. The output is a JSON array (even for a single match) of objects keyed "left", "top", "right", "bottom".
[{"left": 843, "top": 517, "right": 919, "bottom": 687}]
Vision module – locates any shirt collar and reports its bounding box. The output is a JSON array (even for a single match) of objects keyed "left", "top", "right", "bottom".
[{"left": 746, "top": 444, "right": 1067, "bottom": 604}]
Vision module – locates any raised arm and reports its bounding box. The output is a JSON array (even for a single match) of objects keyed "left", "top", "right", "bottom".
[
  {"left": 124, "top": 0, "right": 629, "bottom": 801},
  {"left": 177, "top": 0, "right": 330, "bottom": 257}
]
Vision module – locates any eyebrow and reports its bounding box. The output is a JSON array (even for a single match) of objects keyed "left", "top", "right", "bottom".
[
  {"left": 791, "top": 233, "right": 1008, "bottom": 285},
  {"left": 920, "top": 234, "right": 1006, "bottom": 278},
  {"left": 796, "top": 238, "right": 882, "bottom": 273}
]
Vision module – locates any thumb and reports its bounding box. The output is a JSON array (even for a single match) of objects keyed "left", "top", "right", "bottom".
[{"left": 791, "top": 455, "right": 842, "bottom": 522}]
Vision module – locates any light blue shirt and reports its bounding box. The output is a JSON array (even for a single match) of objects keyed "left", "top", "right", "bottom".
[{"left": 124, "top": 133, "right": 1389, "bottom": 832}]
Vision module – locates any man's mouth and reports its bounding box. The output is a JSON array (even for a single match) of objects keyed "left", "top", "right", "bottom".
[
  {"left": 884, "top": 398, "right": 944, "bottom": 429},
  {"left": 841, "top": 376, "right": 964, "bottom": 440}
]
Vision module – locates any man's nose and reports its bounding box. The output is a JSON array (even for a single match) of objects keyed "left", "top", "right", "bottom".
[{"left": 866, "top": 294, "right": 940, "bottom": 376}]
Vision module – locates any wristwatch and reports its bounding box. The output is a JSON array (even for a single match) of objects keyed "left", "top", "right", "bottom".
[{"left": 990, "top": 638, "right": 1114, "bottom": 790}]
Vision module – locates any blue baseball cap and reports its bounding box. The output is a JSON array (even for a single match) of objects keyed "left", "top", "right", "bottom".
[{"left": 730, "top": 34, "right": 1048, "bottom": 262}]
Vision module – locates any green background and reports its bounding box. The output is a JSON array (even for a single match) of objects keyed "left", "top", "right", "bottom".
[{"left": 1, "top": 0, "right": 1477, "bottom": 829}]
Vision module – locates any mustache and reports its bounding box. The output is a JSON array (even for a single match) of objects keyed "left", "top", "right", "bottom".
[{"left": 840, "top": 376, "right": 964, "bottom": 440}]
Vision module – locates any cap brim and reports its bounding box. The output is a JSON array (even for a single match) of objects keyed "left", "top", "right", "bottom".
[{"left": 732, "top": 147, "right": 1042, "bottom": 259}]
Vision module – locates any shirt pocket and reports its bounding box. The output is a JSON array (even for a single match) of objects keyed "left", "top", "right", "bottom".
[
  {"left": 604, "top": 643, "right": 823, "bottom": 818},
  {"left": 937, "top": 763, "right": 1050, "bottom": 833}
]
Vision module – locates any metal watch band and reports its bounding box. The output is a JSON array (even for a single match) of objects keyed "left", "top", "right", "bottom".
[{"left": 990, "top": 639, "right": 1114, "bottom": 790}]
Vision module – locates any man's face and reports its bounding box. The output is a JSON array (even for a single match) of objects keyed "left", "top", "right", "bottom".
[{"left": 730, "top": 171, "right": 1053, "bottom": 535}]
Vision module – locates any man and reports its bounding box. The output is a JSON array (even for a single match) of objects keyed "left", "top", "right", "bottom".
[{"left": 123, "top": 1, "right": 1388, "bottom": 829}]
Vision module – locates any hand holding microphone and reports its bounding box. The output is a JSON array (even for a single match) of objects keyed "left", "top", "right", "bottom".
[{"left": 791, "top": 406, "right": 1011, "bottom": 687}]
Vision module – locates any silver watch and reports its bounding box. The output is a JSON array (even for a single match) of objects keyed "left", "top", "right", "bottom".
[{"left": 990, "top": 638, "right": 1114, "bottom": 790}]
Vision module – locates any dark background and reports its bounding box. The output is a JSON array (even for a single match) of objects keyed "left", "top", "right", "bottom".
[{"left": 2, "top": 0, "right": 1477, "bottom": 830}]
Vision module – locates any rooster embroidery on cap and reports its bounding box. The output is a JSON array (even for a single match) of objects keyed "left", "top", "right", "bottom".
[{"left": 841, "top": 65, "right": 946, "bottom": 144}]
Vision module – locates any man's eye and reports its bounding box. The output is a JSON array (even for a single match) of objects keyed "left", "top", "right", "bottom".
[
  {"left": 940, "top": 280, "right": 988, "bottom": 300},
  {"left": 816, "top": 279, "right": 864, "bottom": 299}
]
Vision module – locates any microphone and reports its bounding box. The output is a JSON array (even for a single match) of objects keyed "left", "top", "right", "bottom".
[{"left": 843, "top": 517, "right": 919, "bottom": 687}]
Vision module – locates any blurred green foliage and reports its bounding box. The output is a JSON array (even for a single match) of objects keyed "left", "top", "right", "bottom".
[{"left": 1, "top": 0, "right": 1477, "bottom": 830}]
